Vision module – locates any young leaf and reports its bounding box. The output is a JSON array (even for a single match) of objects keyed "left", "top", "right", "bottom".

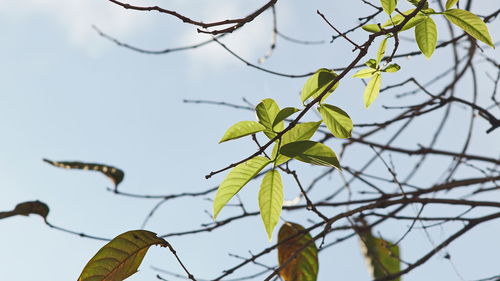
[
  {"left": 43, "top": 159, "right": 125, "bottom": 189},
  {"left": 300, "top": 68, "right": 339, "bottom": 104},
  {"left": 278, "top": 222, "right": 318, "bottom": 281},
  {"left": 353, "top": 68, "right": 377, "bottom": 78},
  {"left": 0, "top": 200, "right": 50, "bottom": 221},
  {"left": 77, "top": 230, "right": 168, "bottom": 281},
  {"left": 256, "top": 98, "right": 282, "bottom": 139},
  {"left": 444, "top": 9, "right": 494, "bottom": 48},
  {"left": 280, "top": 140, "right": 341, "bottom": 169},
  {"left": 376, "top": 37, "right": 389, "bottom": 66},
  {"left": 318, "top": 104, "right": 353, "bottom": 139},
  {"left": 272, "top": 121, "right": 322, "bottom": 166},
  {"left": 406, "top": 0, "right": 428, "bottom": 9},
  {"left": 258, "top": 169, "right": 284, "bottom": 240},
  {"left": 383, "top": 63, "right": 401, "bottom": 72},
  {"left": 365, "top": 59, "right": 378, "bottom": 69},
  {"left": 219, "top": 121, "right": 266, "bottom": 143},
  {"left": 359, "top": 228, "right": 401, "bottom": 281},
  {"left": 362, "top": 24, "right": 382, "bottom": 33},
  {"left": 364, "top": 72, "right": 382, "bottom": 108},
  {"left": 380, "top": 0, "right": 397, "bottom": 15},
  {"left": 445, "top": 0, "right": 459, "bottom": 10},
  {"left": 272, "top": 107, "right": 300, "bottom": 130},
  {"left": 415, "top": 17, "right": 438, "bottom": 58},
  {"left": 213, "top": 156, "right": 271, "bottom": 219},
  {"left": 382, "top": 9, "right": 427, "bottom": 31}
]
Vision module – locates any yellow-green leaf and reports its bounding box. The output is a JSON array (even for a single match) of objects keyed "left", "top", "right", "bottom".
[
  {"left": 445, "top": 0, "right": 459, "bottom": 10},
  {"left": 444, "top": 9, "right": 494, "bottom": 48},
  {"left": 300, "top": 69, "right": 339, "bottom": 104},
  {"left": 258, "top": 169, "right": 284, "bottom": 240},
  {"left": 256, "top": 98, "right": 282, "bottom": 139},
  {"left": 382, "top": 9, "right": 427, "bottom": 31},
  {"left": 213, "top": 156, "right": 271, "bottom": 219},
  {"left": 272, "top": 107, "right": 300, "bottom": 130},
  {"left": 383, "top": 63, "right": 401, "bottom": 72},
  {"left": 271, "top": 121, "right": 322, "bottom": 166},
  {"left": 219, "top": 121, "right": 266, "bottom": 143},
  {"left": 359, "top": 228, "right": 400, "bottom": 281},
  {"left": 380, "top": 0, "right": 397, "bottom": 15},
  {"left": 362, "top": 24, "right": 382, "bottom": 33},
  {"left": 318, "top": 104, "right": 353, "bottom": 139},
  {"left": 353, "top": 68, "right": 377, "bottom": 78},
  {"left": 415, "top": 17, "right": 438, "bottom": 58},
  {"left": 280, "top": 140, "right": 341, "bottom": 169},
  {"left": 77, "top": 230, "right": 168, "bottom": 281},
  {"left": 376, "top": 37, "right": 389, "bottom": 65},
  {"left": 278, "top": 222, "right": 318, "bottom": 281},
  {"left": 364, "top": 72, "right": 382, "bottom": 108}
]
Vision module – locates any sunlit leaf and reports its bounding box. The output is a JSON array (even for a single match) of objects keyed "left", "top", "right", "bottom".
[
  {"left": 353, "top": 68, "right": 377, "bottom": 78},
  {"left": 272, "top": 122, "right": 322, "bottom": 166},
  {"left": 258, "top": 169, "right": 284, "bottom": 240},
  {"left": 364, "top": 72, "right": 382, "bottom": 108},
  {"left": 445, "top": 0, "right": 459, "bottom": 10},
  {"left": 43, "top": 159, "right": 125, "bottom": 188},
  {"left": 376, "top": 37, "right": 389, "bottom": 65},
  {"left": 0, "top": 200, "right": 49, "bottom": 221},
  {"left": 380, "top": 0, "right": 397, "bottom": 15},
  {"left": 362, "top": 24, "right": 382, "bottom": 33},
  {"left": 415, "top": 17, "right": 437, "bottom": 58},
  {"left": 278, "top": 222, "right": 318, "bottom": 281},
  {"left": 280, "top": 140, "right": 341, "bottom": 169},
  {"left": 77, "top": 230, "right": 168, "bottom": 281},
  {"left": 365, "top": 59, "right": 377, "bottom": 69},
  {"left": 272, "top": 107, "right": 300, "bottom": 130},
  {"left": 219, "top": 121, "right": 266, "bottom": 143},
  {"left": 444, "top": 9, "right": 494, "bottom": 48},
  {"left": 318, "top": 104, "right": 353, "bottom": 139},
  {"left": 300, "top": 68, "right": 339, "bottom": 104},
  {"left": 359, "top": 226, "right": 401, "bottom": 281},
  {"left": 213, "top": 156, "right": 271, "bottom": 219},
  {"left": 382, "top": 9, "right": 427, "bottom": 31},
  {"left": 406, "top": 0, "right": 428, "bottom": 9},
  {"left": 256, "top": 98, "right": 282, "bottom": 139},
  {"left": 383, "top": 63, "right": 401, "bottom": 72}
]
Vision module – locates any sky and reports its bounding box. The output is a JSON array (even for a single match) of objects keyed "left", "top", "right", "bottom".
[{"left": 0, "top": 0, "right": 499, "bottom": 281}]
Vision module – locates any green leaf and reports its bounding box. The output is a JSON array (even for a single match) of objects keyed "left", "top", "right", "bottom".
[
  {"left": 280, "top": 140, "right": 341, "bottom": 169},
  {"left": 272, "top": 107, "right": 300, "bottom": 130},
  {"left": 380, "top": 0, "right": 397, "bottom": 15},
  {"left": 383, "top": 63, "right": 401, "bottom": 72},
  {"left": 278, "top": 222, "right": 318, "bottom": 281},
  {"left": 444, "top": 9, "right": 494, "bottom": 48},
  {"left": 77, "top": 230, "right": 168, "bottom": 281},
  {"left": 359, "top": 228, "right": 401, "bottom": 281},
  {"left": 382, "top": 9, "right": 427, "bottom": 31},
  {"left": 415, "top": 17, "right": 438, "bottom": 58},
  {"left": 318, "top": 104, "right": 353, "bottom": 139},
  {"left": 213, "top": 156, "right": 271, "bottom": 219},
  {"left": 376, "top": 37, "right": 389, "bottom": 65},
  {"left": 300, "top": 68, "right": 339, "bottom": 104},
  {"left": 219, "top": 121, "right": 266, "bottom": 143},
  {"left": 406, "top": 0, "right": 428, "bottom": 9},
  {"left": 43, "top": 159, "right": 125, "bottom": 188},
  {"left": 272, "top": 121, "right": 322, "bottom": 166},
  {"left": 445, "top": 0, "right": 459, "bottom": 10},
  {"left": 362, "top": 24, "right": 382, "bottom": 33},
  {"left": 365, "top": 59, "right": 377, "bottom": 69},
  {"left": 353, "top": 68, "right": 377, "bottom": 78},
  {"left": 256, "top": 98, "right": 282, "bottom": 139},
  {"left": 258, "top": 169, "right": 284, "bottom": 240},
  {"left": 364, "top": 72, "right": 382, "bottom": 108}
]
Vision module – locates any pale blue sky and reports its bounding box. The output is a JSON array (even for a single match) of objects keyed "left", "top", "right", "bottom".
[{"left": 0, "top": 1, "right": 499, "bottom": 281}]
